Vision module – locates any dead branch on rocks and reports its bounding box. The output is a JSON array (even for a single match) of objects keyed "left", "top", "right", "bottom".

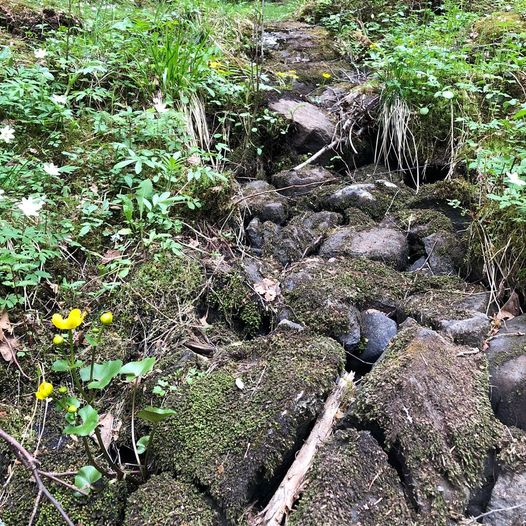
[
  {"left": 0, "top": 427, "right": 78, "bottom": 526},
  {"left": 253, "top": 372, "right": 355, "bottom": 526}
]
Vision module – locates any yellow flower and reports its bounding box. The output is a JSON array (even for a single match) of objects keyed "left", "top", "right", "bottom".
[
  {"left": 209, "top": 60, "right": 222, "bottom": 69},
  {"left": 51, "top": 309, "right": 86, "bottom": 330},
  {"left": 322, "top": 72, "right": 332, "bottom": 79},
  {"left": 53, "top": 334, "right": 65, "bottom": 346},
  {"left": 35, "top": 381, "right": 53, "bottom": 400},
  {"left": 100, "top": 311, "right": 113, "bottom": 325},
  {"left": 67, "top": 405, "right": 77, "bottom": 413}
]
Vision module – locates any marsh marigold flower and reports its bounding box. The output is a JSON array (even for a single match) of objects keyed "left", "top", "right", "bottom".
[
  {"left": 36, "top": 381, "right": 53, "bottom": 400},
  {"left": 322, "top": 72, "right": 332, "bottom": 79},
  {"left": 52, "top": 309, "right": 86, "bottom": 330},
  {"left": 100, "top": 312, "right": 113, "bottom": 325}
]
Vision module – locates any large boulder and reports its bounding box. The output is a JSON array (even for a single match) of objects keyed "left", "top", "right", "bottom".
[
  {"left": 319, "top": 226, "right": 409, "bottom": 270},
  {"left": 352, "top": 325, "right": 502, "bottom": 525},
  {"left": 487, "top": 315, "right": 526, "bottom": 430},
  {"left": 269, "top": 98, "right": 336, "bottom": 153},
  {"left": 288, "top": 429, "right": 413, "bottom": 525},
  {"left": 152, "top": 330, "right": 344, "bottom": 521},
  {"left": 239, "top": 180, "right": 288, "bottom": 224}
]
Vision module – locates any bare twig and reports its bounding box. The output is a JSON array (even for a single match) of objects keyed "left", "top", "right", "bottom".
[
  {"left": 0, "top": 428, "right": 75, "bottom": 526},
  {"left": 253, "top": 373, "right": 355, "bottom": 526}
]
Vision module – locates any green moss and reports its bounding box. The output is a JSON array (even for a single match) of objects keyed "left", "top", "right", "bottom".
[
  {"left": 153, "top": 330, "right": 344, "bottom": 521},
  {"left": 289, "top": 429, "right": 413, "bottom": 525},
  {"left": 394, "top": 208, "right": 454, "bottom": 238},
  {"left": 125, "top": 473, "right": 218, "bottom": 526},
  {"left": 472, "top": 12, "right": 526, "bottom": 43},
  {"left": 408, "top": 179, "right": 476, "bottom": 209},
  {"left": 209, "top": 270, "right": 264, "bottom": 336}
]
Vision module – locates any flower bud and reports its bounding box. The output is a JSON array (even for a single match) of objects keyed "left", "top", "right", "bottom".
[
  {"left": 53, "top": 334, "right": 65, "bottom": 346},
  {"left": 58, "top": 386, "right": 68, "bottom": 394},
  {"left": 67, "top": 405, "right": 78, "bottom": 413},
  {"left": 100, "top": 312, "right": 113, "bottom": 325}
]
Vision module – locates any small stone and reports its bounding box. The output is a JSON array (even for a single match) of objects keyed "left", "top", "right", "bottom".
[
  {"left": 240, "top": 180, "right": 288, "bottom": 224},
  {"left": 324, "top": 183, "right": 376, "bottom": 211},
  {"left": 358, "top": 309, "right": 397, "bottom": 363},
  {"left": 484, "top": 470, "right": 526, "bottom": 525},
  {"left": 487, "top": 315, "right": 526, "bottom": 430}
]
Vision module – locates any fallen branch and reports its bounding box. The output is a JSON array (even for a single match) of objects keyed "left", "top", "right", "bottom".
[
  {"left": 0, "top": 427, "right": 75, "bottom": 526},
  {"left": 291, "top": 138, "right": 342, "bottom": 172},
  {"left": 254, "top": 372, "right": 354, "bottom": 526}
]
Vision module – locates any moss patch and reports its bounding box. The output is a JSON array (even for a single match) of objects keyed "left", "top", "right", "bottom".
[
  {"left": 289, "top": 429, "right": 413, "bottom": 525},
  {"left": 152, "top": 330, "right": 344, "bottom": 521},
  {"left": 124, "top": 473, "right": 219, "bottom": 526}
]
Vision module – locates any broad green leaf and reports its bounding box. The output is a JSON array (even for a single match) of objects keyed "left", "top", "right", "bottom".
[
  {"left": 137, "top": 406, "right": 176, "bottom": 424},
  {"left": 119, "top": 357, "right": 156, "bottom": 381},
  {"left": 80, "top": 360, "right": 123, "bottom": 389},
  {"left": 74, "top": 465, "right": 102, "bottom": 494},
  {"left": 52, "top": 359, "right": 83, "bottom": 372},
  {"left": 136, "top": 435, "right": 150, "bottom": 454},
  {"left": 514, "top": 108, "right": 526, "bottom": 120},
  {"left": 64, "top": 405, "right": 99, "bottom": 436}
]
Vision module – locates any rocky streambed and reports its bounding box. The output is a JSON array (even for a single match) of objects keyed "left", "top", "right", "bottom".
[{"left": 2, "top": 18, "right": 526, "bottom": 526}]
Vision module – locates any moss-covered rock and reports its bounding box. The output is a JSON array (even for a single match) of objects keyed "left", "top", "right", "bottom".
[
  {"left": 288, "top": 429, "right": 413, "bottom": 525},
  {"left": 280, "top": 256, "right": 407, "bottom": 340},
  {"left": 393, "top": 208, "right": 455, "bottom": 240},
  {"left": 352, "top": 325, "right": 502, "bottom": 525},
  {"left": 124, "top": 473, "right": 221, "bottom": 526},
  {"left": 152, "top": 330, "right": 345, "bottom": 521}
]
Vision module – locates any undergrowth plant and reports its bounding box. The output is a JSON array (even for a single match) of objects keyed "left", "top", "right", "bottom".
[{"left": 37, "top": 308, "right": 175, "bottom": 491}]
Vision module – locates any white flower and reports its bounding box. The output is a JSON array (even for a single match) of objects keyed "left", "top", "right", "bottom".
[
  {"left": 51, "top": 94, "right": 67, "bottom": 105},
  {"left": 0, "top": 125, "right": 15, "bottom": 144},
  {"left": 17, "top": 196, "right": 45, "bottom": 217},
  {"left": 153, "top": 94, "right": 168, "bottom": 114},
  {"left": 34, "top": 48, "right": 47, "bottom": 59},
  {"left": 43, "top": 163, "right": 61, "bottom": 177},
  {"left": 507, "top": 172, "right": 526, "bottom": 186}
]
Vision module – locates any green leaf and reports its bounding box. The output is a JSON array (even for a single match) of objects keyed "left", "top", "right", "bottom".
[
  {"left": 137, "top": 406, "right": 176, "bottom": 423},
  {"left": 80, "top": 360, "right": 123, "bottom": 389},
  {"left": 74, "top": 465, "right": 102, "bottom": 494},
  {"left": 136, "top": 435, "right": 150, "bottom": 454},
  {"left": 119, "top": 357, "right": 156, "bottom": 381},
  {"left": 52, "top": 359, "right": 83, "bottom": 372},
  {"left": 514, "top": 108, "right": 526, "bottom": 120},
  {"left": 64, "top": 405, "right": 99, "bottom": 436}
]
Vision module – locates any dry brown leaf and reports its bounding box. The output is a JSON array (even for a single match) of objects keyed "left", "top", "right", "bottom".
[
  {"left": 101, "top": 249, "right": 123, "bottom": 264},
  {"left": 0, "top": 336, "right": 19, "bottom": 362},
  {"left": 0, "top": 311, "right": 12, "bottom": 341},
  {"left": 48, "top": 283, "right": 60, "bottom": 294},
  {"left": 254, "top": 278, "right": 280, "bottom": 303},
  {"left": 496, "top": 291, "right": 522, "bottom": 321},
  {"left": 98, "top": 413, "right": 116, "bottom": 450}
]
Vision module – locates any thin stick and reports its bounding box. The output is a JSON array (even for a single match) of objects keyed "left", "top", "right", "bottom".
[
  {"left": 292, "top": 138, "right": 341, "bottom": 171},
  {"left": 254, "top": 372, "right": 354, "bottom": 526},
  {"left": 0, "top": 428, "right": 75, "bottom": 526}
]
